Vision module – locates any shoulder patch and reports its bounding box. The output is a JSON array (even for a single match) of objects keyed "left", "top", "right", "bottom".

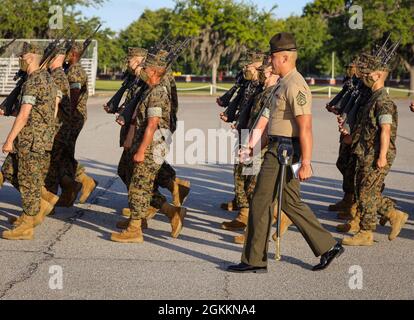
[{"left": 296, "top": 91, "right": 307, "bottom": 107}]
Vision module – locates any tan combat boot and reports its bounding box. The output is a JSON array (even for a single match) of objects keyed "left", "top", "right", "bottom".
[
  {"left": 388, "top": 209, "right": 409, "bottom": 241},
  {"left": 271, "top": 211, "right": 293, "bottom": 241},
  {"left": 116, "top": 218, "right": 148, "bottom": 230},
  {"left": 168, "top": 178, "right": 191, "bottom": 206},
  {"left": 111, "top": 219, "right": 144, "bottom": 243},
  {"left": 76, "top": 173, "right": 98, "bottom": 204},
  {"left": 336, "top": 211, "right": 361, "bottom": 234},
  {"left": 56, "top": 175, "right": 82, "bottom": 207},
  {"left": 33, "top": 188, "right": 59, "bottom": 226},
  {"left": 221, "top": 208, "right": 249, "bottom": 231},
  {"left": 342, "top": 230, "right": 374, "bottom": 246},
  {"left": 337, "top": 203, "right": 357, "bottom": 220},
  {"left": 122, "top": 208, "right": 131, "bottom": 217},
  {"left": 234, "top": 233, "right": 246, "bottom": 244},
  {"left": 2, "top": 214, "right": 35, "bottom": 240},
  {"left": 161, "top": 202, "right": 187, "bottom": 238},
  {"left": 220, "top": 199, "right": 239, "bottom": 212},
  {"left": 328, "top": 193, "right": 353, "bottom": 212},
  {"left": 0, "top": 171, "right": 3, "bottom": 188},
  {"left": 122, "top": 206, "right": 157, "bottom": 220}
]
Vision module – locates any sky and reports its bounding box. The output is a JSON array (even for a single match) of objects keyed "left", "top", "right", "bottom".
[{"left": 78, "top": 0, "right": 311, "bottom": 32}]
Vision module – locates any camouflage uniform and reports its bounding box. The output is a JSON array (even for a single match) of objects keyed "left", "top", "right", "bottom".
[
  {"left": 45, "top": 67, "right": 74, "bottom": 194},
  {"left": 353, "top": 88, "right": 398, "bottom": 230},
  {"left": 66, "top": 61, "right": 88, "bottom": 178},
  {"left": 128, "top": 82, "right": 171, "bottom": 220},
  {"left": 1, "top": 69, "right": 56, "bottom": 216}
]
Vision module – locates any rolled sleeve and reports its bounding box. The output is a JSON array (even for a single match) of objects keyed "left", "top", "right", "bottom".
[
  {"left": 70, "top": 83, "right": 82, "bottom": 90},
  {"left": 147, "top": 107, "right": 162, "bottom": 118},
  {"left": 21, "top": 95, "right": 36, "bottom": 105},
  {"left": 378, "top": 114, "right": 392, "bottom": 125}
]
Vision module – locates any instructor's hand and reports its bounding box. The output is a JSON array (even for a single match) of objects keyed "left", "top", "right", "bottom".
[{"left": 298, "top": 163, "right": 312, "bottom": 182}]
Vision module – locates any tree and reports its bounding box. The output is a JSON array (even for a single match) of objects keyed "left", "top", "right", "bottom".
[{"left": 169, "top": 0, "right": 277, "bottom": 82}]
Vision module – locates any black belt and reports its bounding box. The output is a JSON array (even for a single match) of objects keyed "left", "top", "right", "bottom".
[{"left": 268, "top": 135, "right": 299, "bottom": 144}]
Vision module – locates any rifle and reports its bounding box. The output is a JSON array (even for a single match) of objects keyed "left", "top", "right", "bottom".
[
  {"left": 104, "top": 72, "right": 138, "bottom": 114},
  {"left": 79, "top": 24, "right": 101, "bottom": 59},
  {"left": 223, "top": 80, "right": 249, "bottom": 122},
  {"left": 216, "top": 71, "right": 247, "bottom": 108},
  {"left": 234, "top": 81, "right": 263, "bottom": 131},
  {"left": 63, "top": 26, "right": 85, "bottom": 72},
  {"left": 1, "top": 28, "right": 70, "bottom": 116},
  {"left": 0, "top": 38, "right": 16, "bottom": 56}
]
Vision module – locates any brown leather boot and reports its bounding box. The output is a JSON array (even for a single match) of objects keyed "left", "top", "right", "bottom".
[
  {"left": 337, "top": 203, "right": 357, "bottom": 220},
  {"left": 221, "top": 208, "right": 248, "bottom": 231},
  {"left": 328, "top": 193, "right": 353, "bottom": 212},
  {"left": 161, "top": 202, "right": 187, "bottom": 238},
  {"left": 388, "top": 209, "right": 409, "bottom": 241},
  {"left": 2, "top": 214, "right": 35, "bottom": 240},
  {"left": 220, "top": 199, "right": 239, "bottom": 212},
  {"left": 336, "top": 212, "right": 361, "bottom": 234},
  {"left": 111, "top": 219, "right": 144, "bottom": 243},
  {"left": 56, "top": 175, "right": 82, "bottom": 207},
  {"left": 272, "top": 211, "right": 293, "bottom": 241},
  {"left": 76, "top": 173, "right": 98, "bottom": 204},
  {"left": 342, "top": 230, "right": 374, "bottom": 246}
]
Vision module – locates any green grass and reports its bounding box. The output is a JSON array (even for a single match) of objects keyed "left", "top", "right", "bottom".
[{"left": 95, "top": 80, "right": 411, "bottom": 99}]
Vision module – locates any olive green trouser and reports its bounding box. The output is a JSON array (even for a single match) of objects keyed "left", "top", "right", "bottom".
[{"left": 242, "top": 140, "right": 337, "bottom": 267}]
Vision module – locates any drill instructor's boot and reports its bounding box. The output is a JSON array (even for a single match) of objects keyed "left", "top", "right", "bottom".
[
  {"left": 2, "top": 214, "right": 35, "bottom": 240},
  {"left": 56, "top": 175, "right": 82, "bottom": 207},
  {"left": 220, "top": 199, "right": 239, "bottom": 212},
  {"left": 168, "top": 178, "right": 191, "bottom": 206},
  {"left": 161, "top": 202, "right": 187, "bottom": 238},
  {"left": 336, "top": 212, "right": 361, "bottom": 233},
  {"left": 111, "top": 219, "right": 144, "bottom": 243},
  {"left": 328, "top": 193, "right": 353, "bottom": 212},
  {"left": 77, "top": 173, "right": 98, "bottom": 204},
  {"left": 271, "top": 211, "right": 293, "bottom": 241},
  {"left": 388, "top": 209, "right": 409, "bottom": 241},
  {"left": 221, "top": 208, "right": 248, "bottom": 231},
  {"left": 337, "top": 203, "right": 357, "bottom": 220},
  {"left": 342, "top": 230, "right": 374, "bottom": 246}
]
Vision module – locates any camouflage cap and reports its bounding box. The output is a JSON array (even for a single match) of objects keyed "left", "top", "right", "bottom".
[
  {"left": 128, "top": 47, "right": 148, "bottom": 58},
  {"left": 144, "top": 52, "right": 168, "bottom": 68},
  {"left": 20, "top": 42, "right": 43, "bottom": 56},
  {"left": 239, "top": 51, "right": 266, "bottom": 68},
  {"left": 357, "top": 53, "right": 388, "bottom": 74}
]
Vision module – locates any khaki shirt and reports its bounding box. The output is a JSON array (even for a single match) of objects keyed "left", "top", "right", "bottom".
[{"left": 268, "top": 68, "right": 312, "bottom": 137}]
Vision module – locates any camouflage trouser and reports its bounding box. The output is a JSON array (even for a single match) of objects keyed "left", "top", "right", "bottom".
[
  {"left": 336, "top": 142, "right": 354, "bottom": 194},
  {"left": 118, "top": 145, "right": 175, "bottom": 192},
  {"left": 68, "top": 117, "right": 86, "bottom": 179},
  {"left": 1, "top": 151, "right": 49, "bottom": 216},
  {"left": 149, "top": 161, "right": 175, "bottom": 209},
  {"left": 234, "top": 164, "right": 251, "bottom": 208},
  {"left": 355, "top": 159, "right": 395, "bottom": 231},
  {"left": 128, "top": 145, "right": 164, "bottom": 220},
  {"left": 44, "top": 139, "right": 76, "bottom": 194}
]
